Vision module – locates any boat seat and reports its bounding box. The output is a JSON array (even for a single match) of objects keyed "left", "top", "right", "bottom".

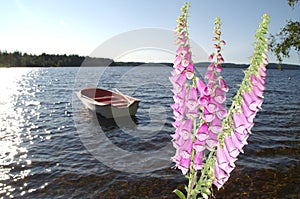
[
  {"left": 94, "top": 96, "right": 120, "bottom": 102},
  {"left": 94, "top": 96, "right": 129, "bottom": 108},
  {"left": 113, "top": 103, "right": 129, "bottom": 108}
]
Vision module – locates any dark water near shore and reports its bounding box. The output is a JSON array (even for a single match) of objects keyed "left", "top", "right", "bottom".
[{"left": 0, "top": 66, "right": 299, "bottom": 199}]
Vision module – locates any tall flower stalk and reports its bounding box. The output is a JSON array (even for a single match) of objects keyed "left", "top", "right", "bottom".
[
  {"left": 170, "top": 2, "right": 270, "bottom": 199},
  {"left": 214, "top": 13, "right": 270, "bottom": 189}
]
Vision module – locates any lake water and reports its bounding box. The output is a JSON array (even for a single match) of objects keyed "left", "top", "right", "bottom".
[{"left": 0, "top": 66, "right": 299, "bottom": 199}]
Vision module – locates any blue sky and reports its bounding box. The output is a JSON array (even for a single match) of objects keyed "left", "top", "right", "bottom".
[{"left": 0, "top": 0, "right": 299, "bottom": 64}]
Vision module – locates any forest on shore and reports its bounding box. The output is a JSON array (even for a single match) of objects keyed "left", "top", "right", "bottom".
[
  {"left": 0, "top": 50, "right": 299, "bottom": 69},
  {"left": 0, "top": 51, "right": 113, "bottom": 67}
]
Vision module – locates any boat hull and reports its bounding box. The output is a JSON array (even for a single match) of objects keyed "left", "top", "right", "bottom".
[{"left": 77, "top": 88, "right": 140, "bottom": 118}]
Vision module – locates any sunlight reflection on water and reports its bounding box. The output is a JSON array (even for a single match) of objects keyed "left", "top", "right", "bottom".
[{"left": 0, "top": 68, "right": 35, "bottom": 198}]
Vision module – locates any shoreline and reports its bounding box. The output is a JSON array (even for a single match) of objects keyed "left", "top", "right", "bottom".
[{"left": 1, "top": 62, "right": 299, "bottom": 70}]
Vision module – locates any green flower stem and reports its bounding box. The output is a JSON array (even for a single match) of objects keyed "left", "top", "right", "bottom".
[
  {"left": 186, "top": 80, "right": 199, "bottom": 199},
  {"left": 195, "top": 149, "right": 216, "bottom": 199},
  {"left": 219, "top": 14, "right": 270, "bottom": 143}
]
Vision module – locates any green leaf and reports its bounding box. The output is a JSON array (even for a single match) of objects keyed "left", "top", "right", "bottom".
[{"left": 173, "top": 189, "right": 187, "bottom": 199}]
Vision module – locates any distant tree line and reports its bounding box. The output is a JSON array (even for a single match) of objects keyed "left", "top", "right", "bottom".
[{"left": 0, "top": 50, "right": 113, "bottom": 67}]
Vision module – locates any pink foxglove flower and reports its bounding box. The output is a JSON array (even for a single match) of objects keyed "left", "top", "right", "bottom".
[
  {"left": 202, "top": 107, "right": 215, "bottom": 122},
  {"left": 186, "top": 87, "right": 198, "bottom": 110},
  {"left": 193, "top": 151, "right": 204, "bottom": 170},
  {"left": 196, "top": 123, "right": 209, "bottom": 141},
  {"left": 196, "top": 78, "right": 206, "bottom": 96},
  {"left": 171, "top": 3, "right": 270, "bottom": 198},
  {"left": 214, "top": 14, "right": 270, "bottom": 191},
  {"left": 207, "top": 63, "right": 215, "bottom": 71},
  {"left": 219, "top": 78, "right": 229, "bottom": 92},
  {"left": 216, "top": 64, "right": 222, "bottom": 73},
  {"left": 232, "top": 112, "right": 252, "bottom": 134},
  {"left": 208, "top": 53, "right": 214, "bottom": 61},
  {"left": 242, "top": 91, "right": 263, "bottom": 111},
  {"left": 186, "top": 63, "right": 195, "bottom": 79},
  {"left": 210, "top": 117, "right": 222, "bottom": 134},
  {"left": 214, "top": 87, "right": 226, "bottom": 103}
]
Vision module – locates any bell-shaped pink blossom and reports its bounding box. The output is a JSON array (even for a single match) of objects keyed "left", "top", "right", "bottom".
[
  {"left": 186, "top": 87, "right": 198, "bottom": 110},
  {"left": 250, "top": 74, "right": 266, "bottom": 98},
  {"left": 224, "top": 136, "right": 240, "bottom": 158},
  {"left": 176, "top": 85, "right": 187, "bottom": 102},
  {"left": 217, "top": 53, "right": 222, "bottom": 59},
  {"left": 250, "top": 74, "right": 259, "bottom": 86},
  {"left": 180, "top": 119, "right": 193, "bottom": 140},
  {"left": 171, "top": 102, "right": 186, "bottom": 120},
  {"left": 252, "top": 85, "right": 264, "bottom": 98},
  {"left": 210, "top": 117, "right": 222, "bottom": 134},
  {"left": 216, "top": 146, "right": 233, "bottom": 172},
  {"left": 202, "top": 107, "right": 215, "bottom": 122},
  {"left": 170, "top": 72, "right": 186, "bottom": 94},
  {"left": 174, "top": 55, "right": 182, "bottom": 67},
  {"left": 241, "top": 100, "right": 256, "bottom": 123},
  {"left": 251, "top": 74, "right": 265, "bottom": 92},
  {"left": 205, "top": 70, "right": 212, "bottom": 80},
  {"left": 221, "top": 143, "right": 237, "bottom": 167},
  {"left": 219, "top": 57, "right": 225, "bottom": 63},
  {"left": 196, "top": 78, "right": 206, "bottom": 96},
  {"left": 207, "top": 63, "right": 215, "bottom": 71},
  {"left": 196, "top": 123, "right": 209, "bottom": 141},
  {"left": 210, "top": 72, "right": 217, "bottom": 83},
  {"left": 234, "top": 130, "right": 249, "bottom": 145},
  {"left": 186, "top": 106, "right": 198, "bottom": 118},
  {"left": 219, "top": 78, "right": 229, "bottom": 92},
  {"left": 184, "top": 52, "right": 192, "bottom": 60},
  {"left": 203, "top": 85, "right": 213, "bottom": 96},
  {"left": 216, "top": 104, "right": 227, "bottom": 119},
  {"left": 257, "top": 73, "right": 266, "bottom": 85},
  {"left": 213, "top": 178, "right": 225, "bottom": 190},
  {"left": 214, "top": 87, "right": 226, "bottom": 104},
  {"left": 186, "top": 63, "right": 194, "bottom": 79},
  {"left": 179, "top": 137, "right": 193, "bottom": 153},
  {"left": 230, "top": 132, "right": 245, "bottom": 152},
  {"left": 255, "top": 80, "right": 266, "bottom": 92},
  {"left": 193, "top": 139, "right": 206, "bottom": 152},
  {"left": 206, "top": 100, "right": 219, "bottom": 113},
  {"left": 263, "top": 58, "right": 269, "bottom": 65},
  {"left": 258, "top": 67, "right": 267, "bottom": 77},
  {"left": 178, "top": 156, "right": 190, "bottom": 175},
  {"left": 198, "top": 95, "right": 210, "bottom": 106},
  {"left": 242, "top": 91, "right": 263, "bottom": 111},
  {"left": 232, "top": 112, "right": 251, "bottom": 134},
  {"left": 220, "top": 40, "right": 226, "bottom": 46},
  {"left": 208, "top": 53, "right": 214, "bottom": 61},
  {"left": 175, "top": 64, "right": 186, "bottom": 74},
  {"left": 193, "top": 151, "right": 203, "bottom": 170},
  {"left": 260, "top": 62, "right": 267, "bottom": 71},
  {"left": 181, "top": 58, "right": 190, "bottom": 67},
  {"left": 216, "top": 64, "right": 222, "bottom": 73},
  {"left": 214, "top": 164, "right": 230, "bottom": 187},
  {"left": 206, "top": 131, "right": 218, "bottom": 150},
  {"left": 205, "top": 71, "right": 217, "bottom": 83}
]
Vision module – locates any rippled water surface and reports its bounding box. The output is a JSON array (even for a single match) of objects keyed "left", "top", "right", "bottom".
[{"left": 0, "top": 66, "right": 299, "bottom": 199}]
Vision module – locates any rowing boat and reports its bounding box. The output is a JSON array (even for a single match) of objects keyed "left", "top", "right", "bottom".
[{"left": 77, "top": 88, "right": 140, "bottom": 118}]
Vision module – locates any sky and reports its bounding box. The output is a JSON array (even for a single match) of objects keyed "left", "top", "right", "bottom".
[{"left": 0, "top": 0, "right": 299, "bottom": 64}]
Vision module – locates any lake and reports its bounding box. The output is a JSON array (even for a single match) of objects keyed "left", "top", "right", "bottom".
[{"left": 0, "top": 66, "right": 299, "bottom": 198}]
